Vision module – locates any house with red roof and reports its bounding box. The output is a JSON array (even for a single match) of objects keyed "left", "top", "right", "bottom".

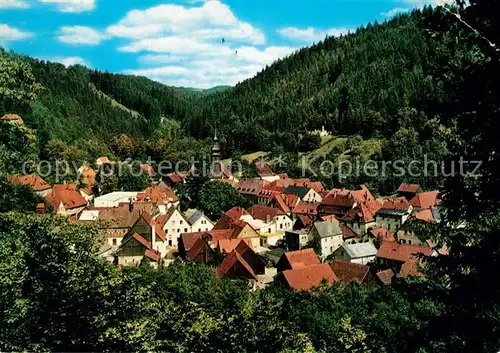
[
  {"left": 376, "top": 241, "right": 433, "bottom": 278},
  {"left": 396, "top": 207, "right": 442, "bottom": 246},
  {"left": 45, "top": 184, "right": 87, "bottom": 216},
  {"left": 276, "top": 263, "right": 337, "bottom": 291},
  {"left": 95, "top": 156, "right": 115, "bottom": 166},
  {"left": 409, "top": 191, "right": 441, "bottom": 210},
  {"left": 8, "top": 174, "right": 52, "bottom": 197},
  {"left": 397, "top": 183, "right": 423, "bottom": 200},
  {"left": 1, "top": 113, "right": 24, "bottom": 126},
  {"left": 136, "top": 186, "right": 179, "bottom": 212},
  {"left": 116, "top": 212, "right": 167, "bottom": 267},
  {"left": 366, "top": 227, "right": 396, "bottom": 245},
  {"left": 155, "top": 207, "right": 190, "bottom": 249},
  {"left": 292, "top": 201, "right": 321, "bottom": 221},
  {"left": 375, "top": 269, "right": 395, "bottom": 285},
  {"left": 319, "top": 190, "right": 356, "bottom": 216},
  {"left": 374, "top": 197, "right": 413, "bottom": 233},
  {"left": 283, "top": 185, "right": 323, "bottom": 203},
  {"left": 235, "top": 178, "right": 269, "bottom": 203},
  {"left": 178, "top": 232, "right": 217, "bottom": 264},
  {"left": 216, "top": 239, "right": 266, "bottom": 280},
  {"left": 330, "top": 260, "right": 375, "bottom": 285},
  {"left": 160, "top": 172, "right": 186, "bottom": 188},
  {"left": 341, "top": 201, "right": 381, "bottom": 236},
  {"left": 249, "top": 205, "right": 293, "bottom": 232},
  {"left": 276, "top": 248, "right": 320, "bottom": 272}
]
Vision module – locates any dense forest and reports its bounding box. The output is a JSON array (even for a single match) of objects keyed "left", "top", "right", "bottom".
[{"left": 1, "top": 7, "right": 452, "bottom": 156}]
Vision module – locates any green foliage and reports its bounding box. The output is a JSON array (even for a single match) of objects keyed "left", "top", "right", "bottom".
[
  {"left": 199, "top": 181, "right": 251, "bottom": 220},
  {"left": 117, "top": 164, "right": 150, "bottom": 191},
  {"left": 0, "top": 176, "right": 41, "bottom": 213}
]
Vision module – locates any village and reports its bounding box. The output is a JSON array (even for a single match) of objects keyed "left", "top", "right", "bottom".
[{"left": 4, "top": 118, "right": 446, "bottom": 292}]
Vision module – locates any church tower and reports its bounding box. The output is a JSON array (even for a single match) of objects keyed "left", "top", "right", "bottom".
[{"left": 211, "top": 129, "right": 222, "bottom": 178}]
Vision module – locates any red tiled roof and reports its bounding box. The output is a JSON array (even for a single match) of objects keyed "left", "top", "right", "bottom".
[
  {"left": 144, "top": 248, "right": 160, "bottom": 262},
  {"left": 321, "top": 191, "right": 355, "bottom": 208},
  {"left": 340, "top": 222, "right": 357, "bottom": 240},
  {"left": 410, "top": 191, "right": 440, "bottom": 209},
  {"left": 270, "top": 194, "right": 291, "bottom": 213},
  {"left": 414, "top": 209, "right": 435, "bottom": 222},
  {"left": 292, "top": 179, "right": 325, "bottom": 193},
  {"left": 376, "top": 242, "right": 433, "bottom": 263},
  {"left": 342, "top": 203, "right": 377, "bottom": 223},
  {"left": 167, "top": 172, "right": 184, "bottom": 184},
  {"left": 282, "top": 263, "right": 337, "bottom": 291},
  {"left": 181, "top": 232, "right": 204, "bottom": 252},
  {"left": 321, "top": 215, "right": 337, "bottom": 222},
  {"left": 225, "top": 206, "right": 249, "bottom": 221},
  {"left": 8, "top": 174, "right": 51, "bottom": 191},
  {"left": 400, "top": 259, "right": 424, "bottom": 278},
  {"left": 282, "top": 193, "right": 300, "bottom": 207},
  {"left": 255, "top": 161, "right": 274, "bottom": 177},
  {"left": 381, "top": 197, "right": 411, "bottom": 211},
  {"left": 45, "top": 184, "right": 87, "bottom": 210},
  {"left": 218, "top": 238, "right": 252, "bottom": 254},
  {"left": 137, "top": 186, "right": 178, "bottom": 203},
  {"left": 282, "top": 248, "right": 320, "bottom": 269},
  {"left": 370, "top": 227, "right": 396, "bottom": 242},
  {"left": 216, "top": 250, "right": 257, "bottom": 280},
  {"left": 296, "top": 215, "right": 313, "bottom": 229},
  {"left": 96, "top": 156, "right": 113, "bottom": 165},
  {"left": 208, "top": 229, "right": 234, "bottom": 246},
  {"left": 350, "top": 185, "right": 375, "bottom": 203},
  {"left": 292, "top": 201, "right": 320, "bottom": 216},
  {"left": 376, "top": 269, "right": 395, "bottom": 285},
  {"left": 249, "top": 204, "right": 285, "bottom": 221},
  {"left": 155, "top": 207, "right": 177, "bottom": 229},
  {"left": 398, "top": 184, "right": 421, "bottom": 193},
  {"left": 132, "top": 233, "right": 152, "bottom": 249},
  {"left": 1, "top": 113, "right": 23, "bottom": 125},
  {"left": 235, "top": 178, "right": 268, "bottom": 196},
  {"left": 330, "top": 260, "right": 370, "bottom": 284}
]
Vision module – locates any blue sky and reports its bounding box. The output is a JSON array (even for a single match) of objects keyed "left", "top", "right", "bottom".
[{"left": 0, "top": 0, "right": 439, "bottom": 88}]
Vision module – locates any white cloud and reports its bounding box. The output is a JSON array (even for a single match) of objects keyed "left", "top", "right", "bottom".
[
  {"left": 58, "top": 26, "right": 108, "bottom": 45},
  {"left": 0, "top": 24, "right": 32, "bottom": 41},
  {"left": 48, "top": 56, "right": 90, "bottom": 67},
  {"left": 125, "top": 44, "right": 295, "bottom": 88},
  {"left": 278, "top": 27, "right": 351, "bottom": 43},
  {"left": 115, "top": 1, "right": 296, "bottom": 88},
  {"left": 0, "top": 0, "right": 30, "bottom": 9},
  {"left": 38, "top": 0, "right": 95, "bottom": 13},
  {"left": 107, "top": 0, "right": 265, "bottom": 45},
  {"left": 381, "top": 7, "right": 409, "bottom": 17}
]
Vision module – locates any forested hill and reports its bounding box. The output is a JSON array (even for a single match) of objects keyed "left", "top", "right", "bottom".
[
  {"left": 0, "top": 49, "right": 200, "bottom": 144},
  {"left": 182, "top": 7, "right": 447, "bottom": 155},
  {"left": 1, "top": 6, "right": 448, "bottom": 157}
]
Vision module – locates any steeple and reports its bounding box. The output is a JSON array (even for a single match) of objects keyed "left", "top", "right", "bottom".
[{"left": 211, "top": 129, "right": 222, "bottom": 178}]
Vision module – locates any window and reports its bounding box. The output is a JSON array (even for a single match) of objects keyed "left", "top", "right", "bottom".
[
  {"left": 177, "top": 229, "right": 180, "bottom": 233},
  {"left": 198, "top": 228, "right": 201, "bottom": 232},
  {"left": 268, "top": 228, "right": 271, "bottom": 233},
  {"left": 168, "top": 240, "right": 172, "bottom": 246},
  {"left": 112, "top": 239, "right": 117, "bottom": 246},
  {"left": 172, "top": 221, "right": 175, "bottom": 225},
  {"left": 180, "top": 220, "right": 183, "bottom": 224},
  {"left": 280, "top": 224, "right": 283, "bottom": 229},
  {"left": 184, "top": 228, "right": 188, "bottom": 232}
]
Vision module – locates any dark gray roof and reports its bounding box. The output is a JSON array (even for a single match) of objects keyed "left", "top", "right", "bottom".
[
  {"left": 314, "top": 221, "right": 342, "bottom": 238},
  {"left": 187, "top": 210, "right": 204, "bottom": 225},
  {"left": 376, "top": 209, "right": 407, "bottom": 217},
  {"left": 283, "top": 186, "right": 310, "bottom": 199}
]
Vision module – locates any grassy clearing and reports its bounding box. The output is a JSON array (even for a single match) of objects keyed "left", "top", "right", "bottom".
[{"left": 89, "top": 83, "right": 142, "bottom": 118}]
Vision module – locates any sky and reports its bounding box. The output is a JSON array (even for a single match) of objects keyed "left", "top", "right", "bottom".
[{"left": 0, "top": 0, "right": 442, "bottom": 88}]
